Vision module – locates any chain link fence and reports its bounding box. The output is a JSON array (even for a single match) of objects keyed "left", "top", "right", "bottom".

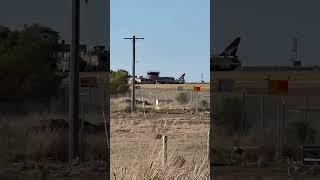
[
  {"left": 213, "top": 93, "right": 320, "bottom": 159},
  {"left": 111, "top": 88, "right": 210, "bottom": 108}
]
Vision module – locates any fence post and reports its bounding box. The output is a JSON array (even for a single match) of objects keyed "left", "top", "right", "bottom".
[
  {"left": 207, "top": 129, "right": 210, "bottom": 158},
  {"left": 241, "top": 92, "right": 246, "bottom": 135},
  {"left": 162, "top": 135, "right": 167, "bottom": 168},
  {"left": 260, "top": 95, "right": 263, "bottom": 128},
  {"left": 80, "top": 104, "right": 84, "bottom": 162},
  {"left": 103, "top": 111, "right": 110, "bottom": 153},
  {"left": 276, "top": 103, "right": 281, "bottom": 161},
  {"left": 142, "top": 96, "right": 146, "bottom": 116},
  {"left": 196, "top": 91, "right": 198, "bottom": 113}
]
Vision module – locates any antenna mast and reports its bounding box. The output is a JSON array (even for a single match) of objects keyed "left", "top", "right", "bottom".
[{"left": 290, "top": 35, "right": 302, "bottom": 67}]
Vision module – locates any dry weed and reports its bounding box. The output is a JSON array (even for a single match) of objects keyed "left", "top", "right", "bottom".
[{"left": 111, "top": 139, "right": 208, "bottom": 180}]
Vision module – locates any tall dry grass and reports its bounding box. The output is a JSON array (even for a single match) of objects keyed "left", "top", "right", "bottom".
[
  {"left": 111, "top": 96, "right": 209, "bottom": 113},
  {"left": 111, "top": 138, "right": 209, "bottom": 180},
  {"left": 0, "top": 114, "right": 106, "bottom": 166}
]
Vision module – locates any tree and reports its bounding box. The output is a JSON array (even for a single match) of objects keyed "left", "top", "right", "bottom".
[
  {"left": 0, "top": 24, "right": 64, "bottom": 100},
  {"left": 110, "top": 69, "right": 129, "bottom": 94}
]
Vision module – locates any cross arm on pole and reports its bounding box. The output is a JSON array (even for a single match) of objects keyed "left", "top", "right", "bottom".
[{"left": 123, "top": 38, "right": 145, "bottom": 40}]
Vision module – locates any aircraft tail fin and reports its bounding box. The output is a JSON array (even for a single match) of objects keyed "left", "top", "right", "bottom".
[
  {"left": 179, "top": 73, "right": 185, "bottom": 81},
  {"left": 219, "top": 37, "right": 241, "bottom": 57}
]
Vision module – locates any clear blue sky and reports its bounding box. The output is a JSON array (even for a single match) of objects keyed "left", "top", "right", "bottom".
[
  {"left": 111, "top": 0, "right": 209, "bottom": 82},
  {"left": 0, "top": 0, "right": 109, "bottom": 46},
  {"left": 212, "top": 0, "right": 320, "bottom": 66},
  {"left": 0, "top": 0, "right": 208, "bottom": 82}
]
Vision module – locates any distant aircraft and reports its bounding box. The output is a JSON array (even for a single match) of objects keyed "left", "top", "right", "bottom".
[
  {"left": 220, "top": 37, "right": 241, "bottom": 57},
  {"left": 134, "top": 72, "right": 186, "bottom": 84},
  {"left": 211, "top": 37, "right": 242, "bottom": 71},
  {"left": 174, "top": 73, "right": 185, "bottom": 84}
]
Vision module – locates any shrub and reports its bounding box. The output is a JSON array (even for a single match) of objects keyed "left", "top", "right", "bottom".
[
  {"left": 175, "top": 92, "right": 189, "bottom": 105},
  {"left": 286, "top": 121, "right": 316, "bottom": 146},
  {"left": 0, "top": 24, "right": 63, "bottom": 100},
  {"left": 199, "top": 99, "right": 209, "bottom": 111},
  {"left": 110, "top": 69, "right": 129, "bottom": 94},
  {"left": 214, "top": 97, "right": 243, "bottom": 135}
]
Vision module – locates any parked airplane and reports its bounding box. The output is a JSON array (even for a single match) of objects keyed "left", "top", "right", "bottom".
[
  {"left": 134, "top": 72, "right": 186, "bottom": 84},
  {"left": 211, "top": 37, "right": 242, "bottom": 71},
  {"left": 174, "top": 73, "right": 185, "bottom": 84}
]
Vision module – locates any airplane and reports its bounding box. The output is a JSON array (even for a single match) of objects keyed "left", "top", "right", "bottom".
[
  {"left": 174, "top": 73, "right": 185, "bottom": 84},
  {"left": 211, "top": 37, "right": 242, "bottom": 71}
]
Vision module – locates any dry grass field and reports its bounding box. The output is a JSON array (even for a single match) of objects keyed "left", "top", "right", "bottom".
[
  {"left": 110, "top": 110, "right": 210, "bottom": 179},
  {"left": 137, "top": 83, "right": 210, "bottom": 92},
  {"left": 0, "top": 113, "right": 108, "bottom": 180},
  {"left": 0, "top": 83, "right": 210, "bottom": 179}
]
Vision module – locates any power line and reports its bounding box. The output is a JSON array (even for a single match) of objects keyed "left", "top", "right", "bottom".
[{"left": 124, "top": 35, "right": 144, "bottom": 112}]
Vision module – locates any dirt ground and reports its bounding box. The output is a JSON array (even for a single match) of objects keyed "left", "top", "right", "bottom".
[
  {"left": 110, "top": 110, "right": 210, "bottom": 177},
  {"left": 0, "top": 108, "right": 209, "bottom": 179}
]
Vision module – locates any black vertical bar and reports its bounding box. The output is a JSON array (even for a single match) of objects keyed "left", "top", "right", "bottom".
[
  {"left": 105, "top": 50, "right": 110, "bottom": 179},
  {"left": 131, "top": 36, "right": 136, "bottom": 112},
  {"left": 69, "top": 0, "right": 80, "bottom": 162},
  {"left": 105, "top": 0, "right": 110, "bottom": 178}
]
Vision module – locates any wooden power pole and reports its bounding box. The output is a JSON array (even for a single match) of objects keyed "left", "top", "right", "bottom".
[
  {"left": 69, "top": 0, "right": 80, "bottom": 162},
  {"left": 124, "top": 35, "right": 144, "bottom": 112}
]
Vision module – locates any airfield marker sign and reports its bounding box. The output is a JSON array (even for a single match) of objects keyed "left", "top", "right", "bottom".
[
  {"left": 268, "top": 80, "right": 288, "bottom": 95},
  {"left": 194, "top": 86, "right": 201, "bottom": 92}
]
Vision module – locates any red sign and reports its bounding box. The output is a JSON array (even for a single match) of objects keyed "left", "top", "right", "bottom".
[
  {"left": 193, "top": 86, "right": 201, "bottom": 92},
  {"left": 268, "top": 80, "right": 288, "bottom": 95}
]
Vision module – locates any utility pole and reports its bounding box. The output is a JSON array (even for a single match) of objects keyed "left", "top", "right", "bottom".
[
  {"left": 124, "top": 35, "right": 144, "bottom": 112},
  {"left": 69, "top": 0, "right": 80, "bottom": 163}
]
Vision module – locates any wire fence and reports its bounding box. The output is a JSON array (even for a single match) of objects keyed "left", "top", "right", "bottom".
[
  {"left": 213, "top": 93, "right": 320, "bottom": 159},
  {"left": 111, "top": 88, "right": 210, "bottom": 106}
]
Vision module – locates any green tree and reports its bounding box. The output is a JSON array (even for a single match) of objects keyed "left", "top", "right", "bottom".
[
  {"left": 0, "top": 24, "right": 63, "bottom": 100},
  {"left": 110, "top": 69, "right": 129, "bottom": 94}
]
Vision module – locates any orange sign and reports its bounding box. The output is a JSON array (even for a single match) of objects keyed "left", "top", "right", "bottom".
[
  {"left": 268, "top": 80, "right": 288, "bottom": 95},
  {"left": 193, "top": 86, "right": 201, "bottom": 92}
]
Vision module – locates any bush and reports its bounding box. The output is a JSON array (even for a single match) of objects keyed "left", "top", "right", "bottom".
[
  {"left": 175, "top": 92, "right": 189, "bottom": 105},
  {"left": 286, "top": 121, "right": 316, "bottom": 146},
  {"left": 214, "top": 97, "right": 243, "bottom": 135},
  {"left": 199, "top": 99, "right": 209, "bottom": 111},
  {"left": 0, "top": 24, "right": 63, "bottom": 100},
  {"left": 111, "top": 69, "right": 129, "bottom": 94}
]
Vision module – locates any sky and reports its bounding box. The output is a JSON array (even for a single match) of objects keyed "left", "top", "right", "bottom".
[
  {"left": 3, "top": 1, "right": 319, "bottom": 81},
  {"left": 0, "top": 0, "right": 109, "bottom": 47},
  {"left": 211, "top": 0, "right": 320, "bottom": 66},
  {"left": 111, "top": 0, "right": 210, "bottom": 82},
  {"left": 0, "top": 0, "right": 209, "bottom": 82}
]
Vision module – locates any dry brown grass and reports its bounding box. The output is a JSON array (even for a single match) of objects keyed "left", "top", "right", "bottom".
[
  {"left": 111, "top": 109, "right": 209, "bottom": 179},
  {"left": 0, "top": 113, "right": 107, "bottom": 166},
  {"left": 111, "top": 96, "right": 209, "bottom": 114},
  {"left": 137, "top": 84, "right": 209, "bottom": 92},
  {"left": 111, "top": 138, "right": 208, "bottom": 180}
]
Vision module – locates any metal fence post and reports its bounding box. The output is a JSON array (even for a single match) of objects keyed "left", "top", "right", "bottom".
[
  {"left": 260, "top": 95, "right": 264, "bottom": 128},
  {"left": 162, "top": 135, "right": 167, "bottom": 168}
]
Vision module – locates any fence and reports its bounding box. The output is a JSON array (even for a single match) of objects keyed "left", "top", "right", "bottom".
[
  {"left": 112, "top": 88, "right": 210, "bottom": 107},
  {"left": 213, "top": 93, "right": 320, "bottom": 159}
]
